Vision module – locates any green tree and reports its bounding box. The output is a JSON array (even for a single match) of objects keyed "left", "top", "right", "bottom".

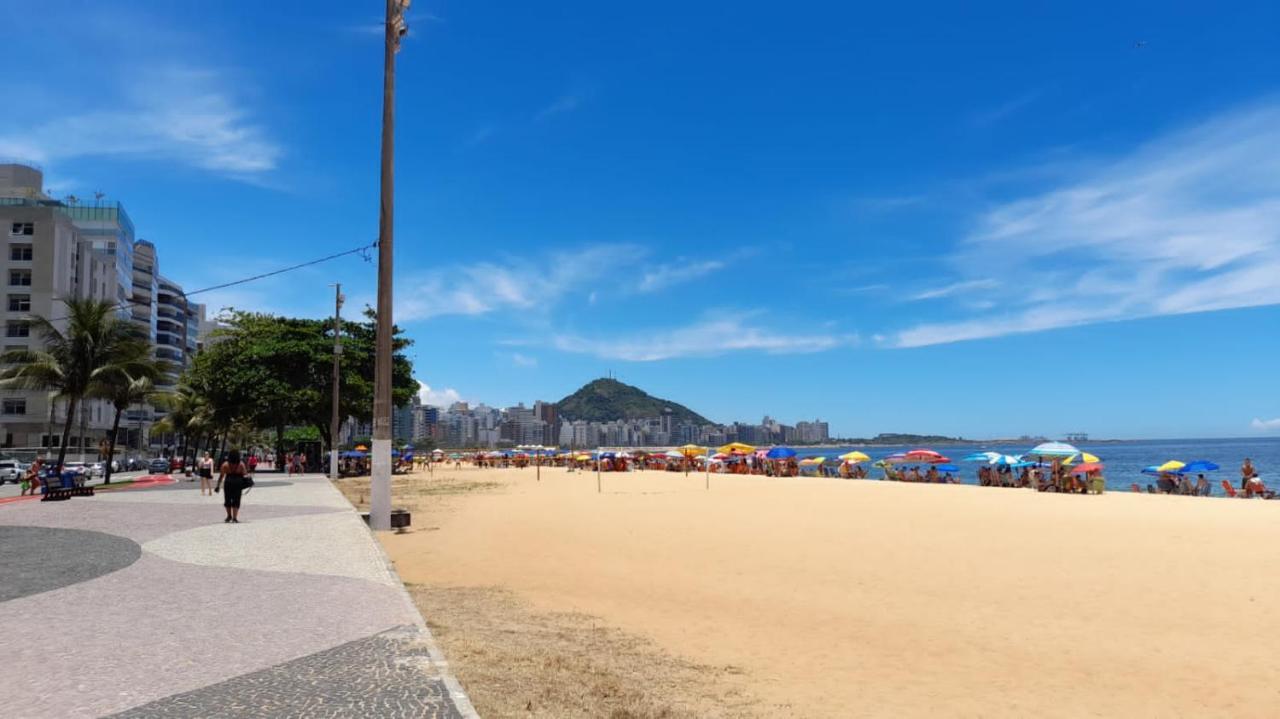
[
  {"left": 89, "top": 346, "right": 169, "bottom": 483},
  {"left": 0, "top": 298, "right": 149, "bottom": 471}
]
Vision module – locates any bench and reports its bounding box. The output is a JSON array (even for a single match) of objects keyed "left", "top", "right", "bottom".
[{"left": 361, "top": 508, "right": 411, "bottom": 533}]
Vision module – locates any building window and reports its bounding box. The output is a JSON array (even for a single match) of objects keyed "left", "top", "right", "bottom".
[
  {"left": 9, "top": 244, "right": 32, "bottom": 261},
  {"left": 5, "top": 321, "right": 29, "bottom": 338},
  {"left": 2, "top": 398, "right": 26, "bottom": 415},
  {"left": 9, "top": 270, "right": 31, "bottom": 286},
  {"left": 7, "top": 294, "right": 30, "bottom": 312},
  {"left": 9, "top": 222, "right": 34, "bottom": 236}
]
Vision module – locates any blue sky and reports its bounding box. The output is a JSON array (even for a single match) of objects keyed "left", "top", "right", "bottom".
[{"left": 3, "top": 1, "right": 1280, "bottom": 439}]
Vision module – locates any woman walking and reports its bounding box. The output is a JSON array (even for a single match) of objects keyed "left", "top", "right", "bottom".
[
  {"left": 198, "top": 452, "right": 214, "bottom": 496},
  {"left": 216, "top": 449, "right": 250, "bottom": 523},
  {"left": 20, "top": 457, "right": 42, "bottom": 496}
]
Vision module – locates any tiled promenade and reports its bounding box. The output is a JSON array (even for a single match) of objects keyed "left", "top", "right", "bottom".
[{"left": 0, "top": 473, "right": 475, "bottom": 718}]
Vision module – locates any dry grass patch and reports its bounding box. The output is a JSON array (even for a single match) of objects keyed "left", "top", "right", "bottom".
[
  {"left": 410, "top": 585, "right": 769, "bottom": 719},
  {"left": 333, "top": 470, "right": 504, "bottom": 514}
]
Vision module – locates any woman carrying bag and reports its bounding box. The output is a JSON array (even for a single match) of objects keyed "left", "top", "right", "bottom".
[{"left": 215, "top": 449, "right": 253, "bottom": 524}]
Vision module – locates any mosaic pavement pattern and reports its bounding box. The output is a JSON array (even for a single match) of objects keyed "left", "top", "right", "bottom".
[{"left": 0, "top": 474, "right": 474, "bottom": 718}]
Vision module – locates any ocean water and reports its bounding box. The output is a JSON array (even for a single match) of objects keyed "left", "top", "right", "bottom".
[{"left": 804, "top": 437, "right": 1280, "bottom": 494}]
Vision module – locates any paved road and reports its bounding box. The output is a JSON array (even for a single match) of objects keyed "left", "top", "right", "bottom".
[{"left": 0, "top": 472, "right": 475, "bottom": 718}]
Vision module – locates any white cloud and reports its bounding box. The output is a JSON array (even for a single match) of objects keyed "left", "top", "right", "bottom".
[
  {"left": 396, "top": 244, "right": 645, "bottom": 321},
  {"left": 910, "top": 279, "right": 998, "bottom": 301},
  {"left": 510, "top": 352, "right": 538, "bottom": 367},
  {"left": 638, "top": 260, "right": 726, "bottom": 292},
  {"left": 535, "top": 93, "right": 584, "bottom": 121},
  {"left": 971, "top": 90, "right": 1041, "bottom": 127},
  {"left": 893, "top": 100, "right": 1280, "bottom": 347},
  {"left": 552, "top": 317, "right": 855, "bottom": 361},
  {"left": 0, "top": 67, "right": 280, "bottom": 178},
  {"left": 418, "top": 382, "right": 463, "bottom": 408},
  {"left": 1251, "top": 417, "right": 1280, "bottom": 431}
]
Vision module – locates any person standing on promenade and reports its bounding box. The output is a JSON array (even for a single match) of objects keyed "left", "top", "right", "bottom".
[
  {"left": 215, "top": 449, "right": 250, "bottom": 524},
  {"left": 19, "top": 457, "right": 42, "bottom": 496},
  {"left": 198, "top": 452, "right": 214, "bottom": 496}
]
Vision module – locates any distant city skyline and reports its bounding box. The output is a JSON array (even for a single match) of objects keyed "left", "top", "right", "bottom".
[{"left": 3, "top": 2, "right": 1279, "bottom": 439}]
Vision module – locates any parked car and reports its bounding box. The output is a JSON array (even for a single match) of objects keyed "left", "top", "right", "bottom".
[
  {"left": 0, "top": 459, "right": 21, "bottom": 484},
  {"left": 63, "top": 461, "right": 98, "bottom": 479},
  {"left": 126, "top": 457, "right": 144, "bottom": 472},
  {"left": 148, "top": 457, "right": 171, "bottom": 474}
]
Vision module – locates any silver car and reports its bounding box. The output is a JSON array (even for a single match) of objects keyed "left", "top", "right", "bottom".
[{"left": 0, "top": 460, "right": 21, "bottom": 484}]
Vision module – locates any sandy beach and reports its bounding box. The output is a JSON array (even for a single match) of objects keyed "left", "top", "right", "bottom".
[{"left": 357, "top": 466, "right": 1280, "bottom": 717}]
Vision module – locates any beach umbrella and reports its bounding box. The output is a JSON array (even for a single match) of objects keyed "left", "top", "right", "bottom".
[
  {"left": 935, "top": 464, "right": 960, "bottom": 473},
  {"left": 963, "top": 451, "right": 1001, "bottom": 463},
  {"left": 718, "top": 442, "right": 756, "bottom": 455},
  {"left": 991, "top": 454, "right": 1024, "bottom": 466},
  {"left": 1062, "top": 452, "right": 1101, "bottom": 465},
  {"left": 664, "top": 450, "right": 684, "bottom": 458},
  {"left": 766, "top": 446, "right": 798, "bottom": 459},
  {"left": 883, "top": 452, "right": 908, "bottom": 464},
  {"left": 1181, "top": 460, "right": 1220, "bottom": 473},
  {"left": 1027, "top": 441, "right": 1080, "bottom": 458},
  {"left": 799, "top": 456, "right": 826, "bottom": 465},
  {"left": 354, "top": 444, "right": 369, "bottom": 451},
  {"left": 1142, "top": 465, "right": 1182, "bottom": 476},
  {"left": 904, "top": 449, "right": 950, "bottom": 463},
  {"left": 839, "top": 451, "right": 871, "bottom": 463},
  {"left": 1156, "top": 460, "right": 1186, "bottom": 473},
  {"left": 711, "top": 452, "right": 729, "bottom": 460},
  {"left": 1069, "top": 462, "right": 1104, "bottom": 475},
  {"left": 677, "top": 444, "right": 707, "bottom": 457}
]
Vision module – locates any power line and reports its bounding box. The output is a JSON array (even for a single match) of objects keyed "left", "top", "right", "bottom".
[{"left": 40, "top": 240, "right": 376, "bottom": 324}]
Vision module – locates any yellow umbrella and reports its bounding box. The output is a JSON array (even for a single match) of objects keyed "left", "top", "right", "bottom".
[
  {"left": 718, "top": 442, "right": 756, "bottom": 454},
  {"left": 677, "top": 444, "right": 708, "bottom": 456},
  {"left": 1063, "top": 452, "right": 1101, "bottom": 466},
  {"left": 575, "top": 453, "right": 592, "bottom": 461},
  {"left": 1156, "top": 460, "right": 1186, "bottom": 473},
  {"left": 839, "top": 451, "right": 870, "bottom": 463},
  {"left": 799, "top": 457, "right": 826, "bottom": 465}
]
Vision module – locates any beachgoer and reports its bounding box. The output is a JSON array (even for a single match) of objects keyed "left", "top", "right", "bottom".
[
  {"left": 248, "top": 454, "right": 258, "bottom": 474},
  {"left": 1241, "top": 458, "right": 1254, "bottom": 491},
  {"left": 216, "top": 449, "right": 250, "bottom": 523},
  {"left": 198, "top": 452, "right": 214, "bottom": 496},
  {"left": 1194, "top": 474, "right": 1210, "bottom": 497}
]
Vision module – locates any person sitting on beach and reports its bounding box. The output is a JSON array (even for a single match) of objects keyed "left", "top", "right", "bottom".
[
  {"left": 1155, "top": 474, "right": 1178, "bottom": 494},
  {"left": 1177, "top": 474, "right": 1195, "bottom": 495},
  {"left": 1241, "top": 458, "right": 1255, "bottom": 491},
  {"left": 1245, "top": 475, "right": 1274, "bottom": 499},
  {"left": 925, "top": 466, "right": 939, "bottom": 483},
  {"left": 1194, "top": 474, "right": 1211, "bottom": 496}
]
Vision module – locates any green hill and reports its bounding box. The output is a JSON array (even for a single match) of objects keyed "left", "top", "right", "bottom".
[{"left": 556, "top": 378, "right": 711, "bottom": 425}]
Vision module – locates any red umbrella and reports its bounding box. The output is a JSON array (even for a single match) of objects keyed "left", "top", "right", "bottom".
[
  {"left": 904, "top": 449, "right": 950, "bottom": 463},
  {"left": 1069, "top": 462, "right": 1104, "bottom": 475}
]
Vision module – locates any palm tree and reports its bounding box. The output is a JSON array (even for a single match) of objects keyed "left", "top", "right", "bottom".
[
  {"left": 152, "top": 383, "right": 213, "bottom": 470},
  {"left": 0, "top": 298, "right": 148, "bottom": 472},
  {"left": 89, "top": 350, "right": 169, "bottom": 484}
]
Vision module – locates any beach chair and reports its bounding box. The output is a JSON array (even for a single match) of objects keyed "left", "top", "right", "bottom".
[
  {"left": 1088, "top": 476, "right": 1105, "bottom": 494},
  {"left": 1221, "top": 480, "right": 1238, "bottom": 498}
]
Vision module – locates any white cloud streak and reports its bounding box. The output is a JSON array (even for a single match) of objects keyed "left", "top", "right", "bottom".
[
  {"left": 0, "top": 67, "right": 280, "bottom": 177},
  {"left": 894, "top": 101, "right": 1280, "bottom": 347},
  {"left": 553, "top": 318, "right": 855, "bottom": 362},
  {"left": 638, "top": 260, "right": 725, "bottom": 292},
  {"left": 1251, "top": 417, "right": 1280, "bottom": 431},
  {"left": 396, "top": 244, "right": 646, "bottom": 321},
  {"left": 910, "top": 279, "right": 998, "bottom": 301},
  {"left": 535, "top": 93, "right": 583, "bottom": 121}
]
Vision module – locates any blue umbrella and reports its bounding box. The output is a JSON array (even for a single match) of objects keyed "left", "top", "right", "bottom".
[
  {"left": 935, "top": 464, "right": 960, "bottom": 473},
  {"left": 1181, "top": 460, "right": 1219, "bottom": 473},
  {"left": 963, "top": 451, "right": 1000, "bottom": 463},
  {"left": 766, "top": 447, "right": 797, "bottom": 459},
  {"left": 1142, "top": 465, "right": 1184, "bottom": 476}
]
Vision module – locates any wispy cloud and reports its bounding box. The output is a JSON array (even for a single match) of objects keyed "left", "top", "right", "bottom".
[
  {"left": 971, "top": 90, "right": 1041, "bottom": 127},
  {"left": 848, "top": 195, "right": 926, "bottom": 213},
  {"left": 0, "top": 67, "right": 280, "bottom": 178},
  {"left": 510, "top": 352, "right": 538, "bottom": 367},
  {"left": 535, "top": 93, "right": 584, "bottom": 121},
  {"left": 910, "top": 279, "right": 998, "bottom": 301},
  {"left": 396, "top": 244, "right": 645, "bottom": 321},
  {"left": 893, "top": 100, "right": 1280, "bottom": 347},
  {"left": 1252, "top": 417, "right": 1280, "bottom": 431},
  {"left": 638, "top": 260, "right": 726, "bottom": 293},
  {"left": 552, "top": 317, "right": 856, "bottom": 362}
]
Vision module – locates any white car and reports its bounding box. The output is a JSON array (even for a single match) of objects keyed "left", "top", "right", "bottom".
[
  {"left": 63, "top": 461, "right": 104, "bottom": 479},
  {"left": 0, "top": 459, "right": 21, "bottom": 484}
]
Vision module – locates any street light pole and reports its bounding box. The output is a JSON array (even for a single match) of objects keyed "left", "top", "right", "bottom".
[
  {"left": 370, "top": 0, "right": 410, "bottom": 531},
  {"left": 329, "top": 283, "right": 343, "bottom": 480}
]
